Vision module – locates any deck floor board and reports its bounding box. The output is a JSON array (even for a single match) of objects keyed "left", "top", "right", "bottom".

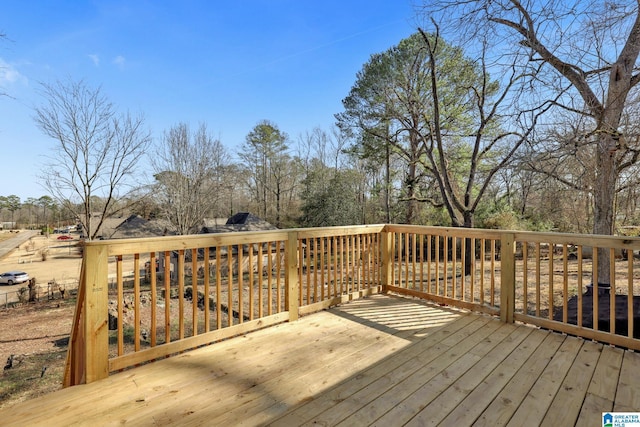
[{"left": 0, "top": 294, "right": 638, "bottom": 426}]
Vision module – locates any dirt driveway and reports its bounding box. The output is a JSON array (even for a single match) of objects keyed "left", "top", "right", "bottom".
[{"left": 0, "top": 231, "right": 83, "bottom": 305}]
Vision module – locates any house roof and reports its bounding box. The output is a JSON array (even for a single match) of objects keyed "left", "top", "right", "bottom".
[
  {"left": 201, "top": 212, "right": 278, "bottom": 234},
  {"left": 108, "top": 215, "right": 172, "bottom": 239},
  {"left": 83, "top": 216, "right": 127, "bottom": 239},
  {"left": 202, "top": 218, "right": 229, "bottom": 228}
]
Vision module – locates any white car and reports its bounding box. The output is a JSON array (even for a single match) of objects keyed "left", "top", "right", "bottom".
[{"left": 0, "top": 271, "right": 30, "bottom": 285}]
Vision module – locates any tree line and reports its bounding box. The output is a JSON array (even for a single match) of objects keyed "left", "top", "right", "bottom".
[{"left": 4, "top": 1, "right": 640, "bottom": 276}]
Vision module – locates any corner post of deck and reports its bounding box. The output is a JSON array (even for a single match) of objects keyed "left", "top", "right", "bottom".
[
  {"left": 83, "top": 242, "right": 109, "bottom": 383},
  {"left": 500, "top": 232, "right": 516, "bottom": 323},
  {"left": 285, "top": 230, "right": 299, "bottom": 321},
  {"left": 381, "top": 228, "right": 393, "bottom": 292}
]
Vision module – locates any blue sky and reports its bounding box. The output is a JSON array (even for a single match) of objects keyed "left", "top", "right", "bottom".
[{"left": 0, "top": 1, "right": 417, "bottom": 200}]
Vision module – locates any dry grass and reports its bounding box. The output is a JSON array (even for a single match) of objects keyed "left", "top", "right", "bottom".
[{"left": 0, "top": 298, "right": 76, "bottom": 409}]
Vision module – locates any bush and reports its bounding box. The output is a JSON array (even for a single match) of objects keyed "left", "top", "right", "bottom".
[{"left": 16, "top": 287, "right": 28, "bottom": 303}]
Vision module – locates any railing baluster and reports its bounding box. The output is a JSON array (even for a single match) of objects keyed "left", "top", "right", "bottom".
[
  {"left": 490, "top": 239, "right": 495, "bottom": 306},
  {"left": 452, "top": 236, "right": 457, "bottom": 299},
  {"left": 306, "top": 238, "right": 311, "bottom": 305},
  {"left": 593, "top": 247, "right": 599, "bottom": 332},
  {"left": 134, "top": 253, "right": 140, "bottom": 351},
  {"left": 238, "top": 246, "right": 243, "bottom": 324},
  {"left": 610, "top": 248, "right": 616, "bottom": 335},
  {"left": 314, "top": 238, "right": 319, "bottom": 301},
  {"left": 562, "top": 244, "right": 568, "bottom": 324},
  {"left": 535, "top": 243, "right": 541, "bottom": 317},
  {"left": 298, "top": 239, "right": 304, "bottom": 306},
  {"left": 470, "top": 238, "right": 475, "bottom": 303},
  {"left": 150, "top": 251, "right": 157, "bottom": 346},
  {"left": 227, "top": 246, "right": 233, "bottom": 328},
  {"left": 203, "top": 248, "right": 210, "bottom": 332},
  {"left": 269, "top": 242, "right": 275, "bottom": 315},
  {"left": 332, "top": 236, "right": 337, "bottom": 297},
  {"left": 259, "top": 243, "right": 264, "bottom": 317},
  {"left": 276, "top": 240, "right": 282, "bottom": 312},
  {"left": 403, "top": 232, "right": 409, "bottom": 289},
  {"left": 178, "top": 250, "right": 185, "bottom": 339},
  {"left": 164, "top": 251, "right": 171, "bottom": 344},
  {"left": 192, "top": 248, "right": 198, "bottom": 335},
  {"left": 116, "top": 255, "right": 124, "bottom": 356},
  {"left": 628, "top": 251, "right": 634, "bottom": 338},
  {"left": 248, "top": 244, "right": 254, "bottom": 320},
  {"left": 522, "top": 242, "right": 528, "bottom": 315},
  {"left": 548, "top": 243, "right": 553, "bottom": 321},
  {"left": 444, "top": 236, "right": 449, "bottom": 298},
  {"left": 500, "top": 233, "right": 515, "bottom": 323},
  {"left": 412, "top": 233, "right": 417, "bottom": 291},
  {"left": 216, "top": 247, "right": 222, "bottom": 329},
  {"left": 577, "top": 246, "right": 583, "bottom": 328}
]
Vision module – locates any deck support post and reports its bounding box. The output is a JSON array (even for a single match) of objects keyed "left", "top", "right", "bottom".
[
  {"left": 500, "top": 232, "right": 516, "bottom": 323},
  {"left": 285, "top": 231, "right": 299, "bottom": 321},
  {"left": 83, "top": 243, "right": 109, "bottom": 383},
  {"left": 381, "top": 229, "right": 393, "bottom": 292}
]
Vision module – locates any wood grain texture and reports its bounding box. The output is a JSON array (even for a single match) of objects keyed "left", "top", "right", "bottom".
[{"left": 5, "top": 294, "right": 639, "bottom": 426}]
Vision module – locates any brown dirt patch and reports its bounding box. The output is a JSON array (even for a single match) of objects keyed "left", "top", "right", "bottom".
[{"left": 0, "top": 298, "right": 76, "bottom": 409}]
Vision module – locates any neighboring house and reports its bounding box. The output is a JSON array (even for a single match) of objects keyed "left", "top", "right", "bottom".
[
  {"left": 81, "top": 214, "right": 173, "bottom": 240},
  {"left": 79, "top": 214, "right": 128, "bottom": 239},
  {"left": 201, "top": 218, "right": 229, "bottom": 230},
  {"left": 109, "top": 215, "right": 173, "bottom": 240},
  {"left": 200, "top": 212, "right": 278, "bottom": 234}
]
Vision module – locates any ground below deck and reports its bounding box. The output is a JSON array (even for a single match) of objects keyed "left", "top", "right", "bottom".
[{"left": 0, "top": 294, "right": 638, "bottom": 426}]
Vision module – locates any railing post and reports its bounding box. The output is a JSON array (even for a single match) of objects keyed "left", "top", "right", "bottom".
[
  {"left": 285, "top": 231, "right": 299, "bottom": 321},
  {"left": 381, "top": 230, "right": 393, "bottom": 292},
  {"left": 83, "top": 243, "right": 109, "bottom": 383},
  {"left": 500, "top": 232, "right": 516, "bottom": 323}
]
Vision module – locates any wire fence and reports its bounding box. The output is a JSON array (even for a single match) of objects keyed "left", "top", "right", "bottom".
[{"left": 0, "top": 279, "right": 79, "bottom": 309}]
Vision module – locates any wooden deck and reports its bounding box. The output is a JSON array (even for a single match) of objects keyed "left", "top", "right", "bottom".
[{"left": 2, "top": 294, "right": 639, "bottom": 426}]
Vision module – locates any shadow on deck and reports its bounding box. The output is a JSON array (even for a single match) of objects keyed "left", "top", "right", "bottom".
[{"left": 1, "top": 294, "right": 639, "bottom": 426}]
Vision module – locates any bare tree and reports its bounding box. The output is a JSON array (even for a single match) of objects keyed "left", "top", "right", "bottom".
[
  {"left": 35, "top": 79, "right": 151, "bottom": 240},
  {"left": 421, "top": 0, "right": 640, "bottom": 284},
  {"left": 152, "top": 122, "right": 230, "bottom": 235}
]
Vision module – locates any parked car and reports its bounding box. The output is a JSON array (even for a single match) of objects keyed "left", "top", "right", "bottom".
[
  {"left": 0, "top": 271, "right": 30, "bottom": 285},
  {"left": 57, "top": 235, "right": 74, "bottom": 240}
]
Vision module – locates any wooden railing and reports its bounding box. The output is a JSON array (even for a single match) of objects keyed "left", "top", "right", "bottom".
[{"left": 64, "top": 224, "right": 640, "bottom": 386}]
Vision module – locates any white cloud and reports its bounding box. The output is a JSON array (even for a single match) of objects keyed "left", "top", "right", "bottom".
[
  {"left": 89, "top": 54, "right": 100, "bottom": 66},
  {"left": 113, "top": 55, "right": 126, "bottom": 69},
  {"left": 0, "top": 58, "right": 27, "bottom": 86}
]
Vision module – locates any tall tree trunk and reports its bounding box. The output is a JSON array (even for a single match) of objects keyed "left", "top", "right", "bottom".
[
  {"left": 463, "top": 211, "right": 474, "bottom": 276},
  {"left": 594, "top": 133, "right": 618, "bottom": 285},
  {"left": 406, "top": 160, "right": 417, "bottom": 224}
]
